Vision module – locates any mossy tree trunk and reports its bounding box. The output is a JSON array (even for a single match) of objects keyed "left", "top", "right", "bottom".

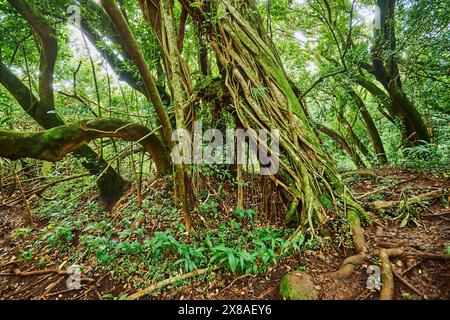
[
  {"left": 0, "top": 119, "right": 170, "bottom": 174},
  {"left": 345, "top": 87, "right": 388, "bottom": 165},
  {"left": 138, "top": 0, "right": 196, "bottom": 131},
  {"left": 336, "top": 108, "right": 374, "bottom": 165},
  {"left": 4, "top": 0, "right": 129, "bottom": 209},
  {"left": 365, "top": 0, "right": 430, "bottom": 145},
  {"left": 182, "top": 0, "right": 367, "bottom": 233},
  {"left": 315, "top": 124, "right": 366, "bottom": 168},
  {"left": 102, "top": 0, "right": 193, "bottom": 230}
]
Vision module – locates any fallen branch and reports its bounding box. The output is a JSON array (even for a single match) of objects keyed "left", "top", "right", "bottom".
[
  {"left": 126, "top": 267, "right": 211, "bottom": 300},
  {"left": 0, "top": 268, "right": 97, "bottom": 279},
  {"left": 370, "top": 190, "right": 445, "bottom": 211},
  {"left": 0, "top": 268, "right": 68, "bottom": 276},
  {"left": 393, "top": 270, "right": 423, "bottom": 296}
]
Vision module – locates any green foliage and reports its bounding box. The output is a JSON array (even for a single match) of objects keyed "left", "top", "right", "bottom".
[
  {"left": 45, "top": 224, "right": 74, "bottom": 247},
  {"left": 12, "top": 227, "right": 33, "bottom": 239},
  {"left": 232, "top": 208, "right": 256, "bottom": 220},
  {"left": 1, "top": 0, "right": 448, "bottom": 299},
  {"left": 19, "top": 248, "right": 34, "bottom": 263},
  {"left": 198, "top": 199, "right": 221, "bottom": 217},
  {"left": 396, "top": 142, "right": 450, "bottom": 173}
]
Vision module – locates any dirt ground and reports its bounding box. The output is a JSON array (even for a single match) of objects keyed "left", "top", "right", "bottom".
[{"left": 0, "top": 168, "right": 449, "bottom": 300}]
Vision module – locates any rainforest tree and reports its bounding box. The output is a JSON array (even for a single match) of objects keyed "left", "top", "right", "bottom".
[{"left": 0, "top": 0, "right": 448, "bottom": 300}]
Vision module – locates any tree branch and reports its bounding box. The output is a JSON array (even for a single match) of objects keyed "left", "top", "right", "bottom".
[
  {"left": 8, "top": 0, "right": 58, "bottom": 108},
  {"left": 0, "top": 119, "right": 170, "bottom": 175}
]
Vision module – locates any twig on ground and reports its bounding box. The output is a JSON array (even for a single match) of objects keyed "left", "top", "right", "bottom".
[
  {"left": 126, "top": 267, "right": 212, "bottom": 300},
  {"left": 220, "top": 274, "right": 256, "bottom": 293},
  {"left": 393, "top": 270, "right": 423, "bottom": 296}
]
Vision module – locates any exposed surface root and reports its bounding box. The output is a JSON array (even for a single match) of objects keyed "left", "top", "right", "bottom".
[
  {"left": 379, "top": 247, "right": 450, "bottom": 300},
  {"left": 370, "top": 189, "right": 445, "bottom": 211},
  {"left": 326, "top": 210, "right": 367, "bottom": 280}
]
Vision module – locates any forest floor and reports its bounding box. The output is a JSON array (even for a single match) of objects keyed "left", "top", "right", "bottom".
[{"left": 0, "top": 168, "right": 449, "bottom": 300}]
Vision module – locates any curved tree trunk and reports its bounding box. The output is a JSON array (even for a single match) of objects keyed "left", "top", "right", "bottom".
[
  {"left": 7, "top": 0, "right": 57, "bottom": 109},
  {"left": 336, "top": 110, "right": 374, "bottom": 165},
  {"left": 4, "top": 0, "right": 130, "bottom": 209},
  {"left": 77, "top": 0, "right": 172, "bottom": 105},
  {"left": 101, "top": 0, "right": 194, "bottom": 230},
  {"left": 100, "top": 0, "right": 173, "bottom": 148},
  {"left": 0, "top": 63, "right": 127, "bottom": 209},
  {"left": 315, "top": 123, "right": 366, "bottom": 168},
  {"left": 346, "top": 87, "right": 388, "bottom": 165},
  {"left": 0, "top": 119, "right": 170, "bottom": 174},
  {"left": 138, "top": 0, "right": 196, "bottom": 131},
  {"left": 354, "top": 76, "right": 395, "bottom": 124},
  {"left": 368, "top": 0, "right": 430, "bottom": 145}
]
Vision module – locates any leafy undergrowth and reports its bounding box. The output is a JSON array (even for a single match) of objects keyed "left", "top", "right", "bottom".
[
  {"left": 1, "top": 169, "right": 448, "bottom": 300},
  {"left": 2, "top": 176, "right": 342, "bottom": 299}
]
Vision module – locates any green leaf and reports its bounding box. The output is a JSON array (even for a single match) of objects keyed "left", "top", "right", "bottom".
[
  {"left": 228, "top": 253, "right": 237, "bottom": 273},
  {"left": 190, "top": 2, "right": 201, "bottom": 8},
  {"left": 400, "top": 213, "right": 410, "bottom": 228},
  {"left": 0, "top": 116, "right": 12, "bottom": 125}
]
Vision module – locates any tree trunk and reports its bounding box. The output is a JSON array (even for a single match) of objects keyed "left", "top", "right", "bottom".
[
  {"left": 102, "top": 0, "right": 194, "bottom": 230},
  {"left": 336, "top": 110, "right": 374, "bottom": 165},
  {"left": 354, "top": 76, "right": 395, "bottom": 123},
  {"left": 0, "top": 119, "right": 170, "bottom": 173},
  {"left": 315, "top": 123, "right": 366, "bottom": 168},
  {"left": 0, "top": 62, "right": 127, "bottom": 210},
  {"left": 346, "top": 87, "right": 388, "bottom": 165},
  {"left": 101, "top": 0, "right": 173, "bottom": 147},
  {"left": 182, "top": 0, "right": 367, "bottom": 231},
  {"left": 159, "top": 0, "right": 193, "bottom": 231},
  {"left": 369, "top": 0, "right": 430, "bottom": 144},
  {"left": 5, "top": 0, "right": 129, "bottom": 209}
]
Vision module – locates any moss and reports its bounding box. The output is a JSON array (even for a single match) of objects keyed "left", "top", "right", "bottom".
[
  {"left": 347, "top": 209, "right": 361, "bottom": 228},
  {"left": 279, "top": 271, "right": 318, "bottom": 300}
]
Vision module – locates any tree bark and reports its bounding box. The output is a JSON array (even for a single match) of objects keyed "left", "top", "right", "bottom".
[
  {"left": 138, "top": 0, "right": 196, "bottom": 130},
  {"left": 101, "top": 0, "right": 173, "bottom": 148},
  {"left": 353, "top": 76, "right": 394, "bottom": 123},
  {"left": 315, "top": 123, "right": 366, "bottom": 168},
  {"left": 182, "top": 0, "right": 367, "bottom": 230},
  {"left": 7, "top": 0, "right": 57, "bottom": 109},
  {"left": 345, "top": 87, "right": 388, "bottom": 165},
  {"left": 0, "top": 66, "right": 126, "bottom": 210},
  {"left": 102, "top": 0, "right": 194, "bottom": 230},
  {"left": 336, "top": 109, "right": 374, "bottom": 165},
  {"left": 0, "top": 119, "right": 170, "bottom": 174},
  {"left": 77, "top": 0, "right": 172, "bottom": 104},
  {"left": 369, "top": 0, "right": 430, "bottom": 144}
]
